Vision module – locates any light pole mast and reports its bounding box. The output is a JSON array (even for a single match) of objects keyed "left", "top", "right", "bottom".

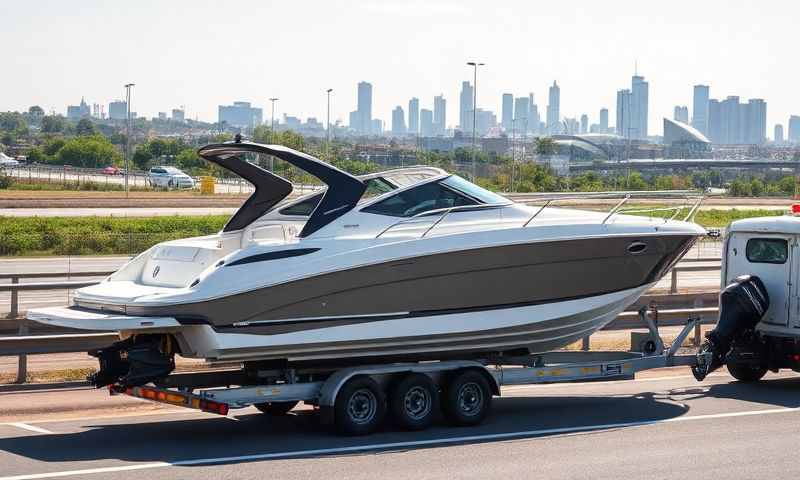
[
  {"left": 326, "top": 88, "right": 333, "bottom": 159},
  {"left": 124, "top": 83, "right": 135, "bottom": 198},
  {"left": 269, "top": 97, "right": 278, "bottom": 171},
  {"left": 466, "top": 61, "right": 484, "bottom": 181}
]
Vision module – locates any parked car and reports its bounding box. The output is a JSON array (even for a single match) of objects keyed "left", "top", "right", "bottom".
[
  {"left": 102, "top": 166, "right": 121, "bottom": 175},
  {"left": 0, "top": 152, "right": 19, "bottom": 168},
  {"left": 147, "top": 166, "right": 195, "bottom": 189}
]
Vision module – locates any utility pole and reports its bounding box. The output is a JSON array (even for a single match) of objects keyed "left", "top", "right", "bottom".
[
  {"left": 124, "top": 83, "right": 135, "bottom": 199},
  {"left": 466, "top": 61, "right": 484, "bottom": 182},
  {"left": 326, "top": 89, "right": 333, "bottom": 160},
  {"left": 269, "top": 97, "right": 278, "bottom": 171}
]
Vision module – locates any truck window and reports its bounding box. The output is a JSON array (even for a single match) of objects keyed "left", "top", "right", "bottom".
[{"left": 746, "top": 238, "right": 788, "bottom": 264}]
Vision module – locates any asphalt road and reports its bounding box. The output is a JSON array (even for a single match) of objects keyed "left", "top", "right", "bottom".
[{"left": 0, "top": 371, "right": 798, "bottom": 479}]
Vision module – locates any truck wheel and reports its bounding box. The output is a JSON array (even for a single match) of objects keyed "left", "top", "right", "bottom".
[
  {"left": 254, "top": 400, "right": 299, "bottom": 416},
  {"left": 334, "top": 376, "right": 386, "bottom": 436},
  {"left": 443, "top": 370, "right": 491, "bottom": 427},
  {"left": 727, "top": 362, "right": 767, "bottom": 382},
  {"left": 389, "top": 373, "right": 438, "bottom": 431}
]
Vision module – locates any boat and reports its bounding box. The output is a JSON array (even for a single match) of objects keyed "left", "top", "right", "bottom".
[{"left": 27, "top": 140, "right": 706, "bottom": 387}]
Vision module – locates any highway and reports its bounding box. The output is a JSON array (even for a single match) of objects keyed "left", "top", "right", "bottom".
[{"left": 0, "top": 371, "right": 798, "bottom": 479}]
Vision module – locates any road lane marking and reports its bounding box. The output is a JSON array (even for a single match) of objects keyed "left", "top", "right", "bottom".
[
  {"left": 1, "top": 406, "right": 798, "bottom": 480},
  {"left": 7, "top": 423, "right": 53, "bottom": 435}
]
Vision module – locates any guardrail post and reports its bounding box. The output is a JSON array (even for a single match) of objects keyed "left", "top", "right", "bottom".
[
  {"left": 670, "top": 269, "right": 678, "bottom": 294},
  {"left": 581, "top": 335, "right": 590, "bottom": 351},
  {"left": 16, "top": 317, "right": 29, "bottom": 384},
  {"left": 8, "top": 276, "right": 18, "bottom": 319},
  {"left": 693, "top": 297, "right": 705, "bottom": 348}
]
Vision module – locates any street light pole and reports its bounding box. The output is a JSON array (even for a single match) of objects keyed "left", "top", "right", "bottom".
[
  {"left": 326, "top": 88, "right": 333, "bottom": 160},
  {"left": 466, "top": 61, "right": 484, "bottom": 181},
  {"left": 269, "top": 97, "right": 278, "bottom": 171},
  {"left": 124, "top": 83, "right": 135, "bottom": 199}
]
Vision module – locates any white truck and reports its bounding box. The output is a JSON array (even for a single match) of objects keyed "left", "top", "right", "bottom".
[{"left": 698, "top": 211, "right": 800, "bottom": 381}]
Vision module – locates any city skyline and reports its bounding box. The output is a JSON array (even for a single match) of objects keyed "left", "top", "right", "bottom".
[{"left": 1, "top": 0, "right": 797, "bottom": 134}]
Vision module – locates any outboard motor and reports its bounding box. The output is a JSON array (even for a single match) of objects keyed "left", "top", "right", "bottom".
[
  {"left": 692, "top": 275, "right": 769, "bottom": 381},
  {"left": 88, "top": 335, "right": 176, "bottom": 388}
]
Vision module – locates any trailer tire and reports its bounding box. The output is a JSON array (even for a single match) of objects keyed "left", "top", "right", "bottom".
[
  {"left": 443, "top": 369, "right": 491, "bottom": 427},
  {"left": 727, "top": 362, "right": 767, "bottom": 383},
  {"left": 334, "top": 376, "right": 386, "bottom": 436},
  {"left": 389, "top": 373, "right": 438, "bottom": 431},
  {"left": 254, "top": 400, "right": 299, "bottom": 416}
]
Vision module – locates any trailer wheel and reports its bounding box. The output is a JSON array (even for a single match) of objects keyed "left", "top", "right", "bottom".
[
  {"left": 727, "top": 362, "right": 767, "bottom": 383},
  {"left": 334, "top": 376, "right": 386, "bottom": 436},
  {"left": 443, "top": 370, "right": 491, "bottom": 427},
  {"left": 389, "top": 373, "right": 438, "bottom": 431},
  {"left": 254, "top": 400, "right": 299, "bottom": 416}
]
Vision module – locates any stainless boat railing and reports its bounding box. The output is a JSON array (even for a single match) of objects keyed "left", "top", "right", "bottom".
[{"left": 375, "top": 190, "right": 705, "bottom": 239}]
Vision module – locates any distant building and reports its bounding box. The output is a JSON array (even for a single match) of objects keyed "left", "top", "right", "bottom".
[
  {"left": 546, "top": 81, "right": 560, "bottom": 134},
  {"left": 673, "top": 106, "right": 689, "bottom": 124},
  {"left": 774, "top": 124, "right": 784, "bottom": 143},
  {"left": 459, "top": 81, "right": 473, "bottom": 131},
  {"left": 475, "top": 108, "right": 497, "bottom": 136},
  {"left": 580, "top": 114, "right": 589, "bottom": 134},
  {"left": 616, "top": 89, "right": 631, "bottom": 137},
  {"left": 349, "top": 81, "right": 373, "bottom": 134},
  {"left": 371, "top": 118, "right": 383, "bottom": 135},
  {"left": 599, "top": 108, "right": 609, "bottom": 133},
  {"left": 631, "top": 75, "right": 649, "bottom": 139},
  {"left": 158, "top": 112, "right": 167, "bottom": 120},
  {"left": 501, "top": 93, "right": 513, "bottom": 131},
  {"left": 172, "top": 108, "right": 185, "bottom": 122},
  {"left": 218, "top": 101, "right": 263, "bottom": 129},
  {"left": 707, "top": 99, "right": 721, "bottom": 143},
  {"left": 789, "top": 116, "right": 800, "bottom": 143},
  {"left": 67, "top": 97, "right": 91, "bottom": 119},
  {"left": 746, "top": 99, "right": 767, "bottom": 144},
  {"left": 529, "top": 94, "right": 540, "bottom": 134},
  {"left": 433, "top": 94, "right": 446, "bottom": 135},
  {"left": 420, "top": 109, "right": 433, "bottom": 136},
  {"left": 108, "top": 100, "right": 127, "bottom": 121},
  {"left": 706, "top": 96, "right": 766, "bottom": 144},
  {"left": 408, "top": 97, "right": 419, "bottom": 134},
  {"left": 514, "top": 96, "right": 530, "bottom": 133},
  {"left": 692, "top": 85, "right": 710, "bottom": 136},
  {"left": 391, "top": 106, "right": 406, "bottom": 136},
  {"left": 663, "top": 117, "right": 711, "bottom": 158}
]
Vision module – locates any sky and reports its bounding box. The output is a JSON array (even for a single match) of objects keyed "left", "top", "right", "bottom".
[{"left": 1, "top": 0, "right": 797, "bottom": 135}]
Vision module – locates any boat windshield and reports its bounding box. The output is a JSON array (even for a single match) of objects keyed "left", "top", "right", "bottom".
[{"left": 440, "top": 175, "right": 510, "bottom": 205}]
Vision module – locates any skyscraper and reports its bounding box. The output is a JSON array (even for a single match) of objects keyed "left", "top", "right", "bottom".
[
  {"left": 350, "top": 81, "right": 373, "bottom": 134},
  {"left": 788, "top": 116, "right": 800, "bottom": 143},
  {"left": 707, "top": 99, "right": 721, "bottom": 143},
  {"left": 391, "top": 106, "right": 406, "bottom": 136},
  {"left": 514, "top": 96, "right": 530, "bottom": 133},
  {"left": 420, "top": 109, "right": 433, "bottom": 136},
  {"left": 599, "top": 108, "right": 609, "bottom": 133},
  {"left": 692, "top": 85, "right": 710, "bottom": 136},
  {"left": 775, "top": 124, "right": 784, "bottom": 143},
  {"left": 408, "top": 97, "right": 419, "bottom": 134},
  {"left": 459, "top": 81, "right": 473, "bottom": 131},
  {"left": 616, "top": 89, "right": 631, "bottom": 137},
  {"left": 631, "top": 75, "right": 649, "bottom": 139},
  {"left": 746, "top": 99, "right": 767, "bottom": 145},
  {"left": 719, "top": 96, "right": 740, "bottom": 144},
  {"left": 673, "top": 106, "right": 689, "bottom": 124},
  {"left": 501, "top": 93, "right": 513, "bottom": 131},
  {"left": 433, "top": 94, "right": 446, "bottom": 135},
  {"left": 547, "top": 81, "right": 560, "bottom": 134},
  {"left": 580, "top": 114, "right": 589, "bottom": 134}
]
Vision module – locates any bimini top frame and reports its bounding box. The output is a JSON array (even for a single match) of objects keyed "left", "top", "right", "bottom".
[{"left": 198, "top": 141, "right": 366, "bottom": 237}]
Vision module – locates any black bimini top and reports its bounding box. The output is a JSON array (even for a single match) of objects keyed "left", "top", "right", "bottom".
[{"left": 197, "top": 141, "right": 366, "bottom": 237}]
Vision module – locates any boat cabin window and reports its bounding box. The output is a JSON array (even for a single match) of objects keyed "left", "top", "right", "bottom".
[
  {"left": 361, "top": 179, "right": 478, "bottom": 217},
  {"left": 746, "top": 238, "right": 788, "bottom": 264},
  {"left": 440, "top": 175, "right": 510, "bottom": 205}
]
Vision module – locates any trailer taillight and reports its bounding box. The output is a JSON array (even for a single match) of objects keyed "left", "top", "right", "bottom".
[{"left": 792, "top": 204, "right": 800, "bottom": 216}]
